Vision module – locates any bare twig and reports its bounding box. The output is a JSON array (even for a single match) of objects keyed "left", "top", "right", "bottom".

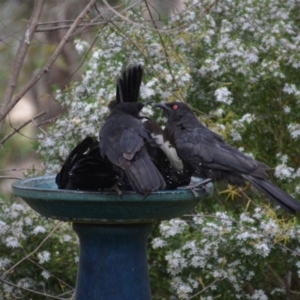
[
  {"left": 266, "top": 263, "right": 286, "bottom": 288},
  {"left": 0, "top": 278, "right": 70, "bottom": 300},
  {"left": 0, "top": 168, "right": 40, "bottom": 172},
  {"left": 0, "top": 176, "right": 22, "bottom": 180},
  {"left": 102, "top": 0, "right": 187, "bottom": 34},
  {"left": 0, "top": 0, "right": 97, "bottom": 125},
  {"left": 144, "top": 0, "right": 183, "bottom": 101},
  {"left": 0, "top": 222, "right": 62, "bottom": 280},
  {"left": 188, "top": 277, "right": 225, "bottom": 299},
  {"left": 37, "top": 20, "right": 77, "bottom": 25},
  {"left": 0, "top": 20, "right": 23, "bottom": 44},
  {"left": 0, "top": 0, "right": 45, "bottom": 133},
  {"left": 27, "top": 257, "right": 75, "bottom": 291},
  {"left": 35, "top": 22, "right": 108, "bottom": 32},
  {"left": 0, "top": 110, "right": 47, "bottom": 146}
]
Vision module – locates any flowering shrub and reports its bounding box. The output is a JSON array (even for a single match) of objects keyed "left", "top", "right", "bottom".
[
  {"left": 5, "top": 0, "right": 300, "bottom": 298},
  {"left": 0, "top": 203, "right": 77, "bottom": 299},
  {"left": 150, "top": 207, "right": 300, "bottom": 299}
]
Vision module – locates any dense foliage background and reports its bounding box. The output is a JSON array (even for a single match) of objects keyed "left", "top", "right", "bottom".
[{"left": 2, "top": 0, "right": 300, "bottom": 299}]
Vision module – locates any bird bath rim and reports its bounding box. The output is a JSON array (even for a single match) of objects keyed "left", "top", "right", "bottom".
[{"left": 12, "top": 175, "right": 212, "bottom": 224}]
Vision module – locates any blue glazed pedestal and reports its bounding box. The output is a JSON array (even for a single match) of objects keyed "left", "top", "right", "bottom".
[
  {"left": 73, "top": 223, "right": 153, "bottom": 300},
  {"left": 12, "top": 176, "right": 212, "bottom": 300}
]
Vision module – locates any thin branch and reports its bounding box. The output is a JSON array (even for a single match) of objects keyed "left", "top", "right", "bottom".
[
  {"left": 0, "top": 278, "right": 69, "bottom": 300},
  {"left": 35, "top": 22, "right": 108, "bottom": 32},
  {"left": 0, "top": 21, "right": 23, "bottom": 44},
  {"left": 0, "top": 110, "right": 47, "bottom": 146},
  {"left": 266, "top": 263, "right": 286, "bottom": 288},
  {"left": 0, "top": 168, "right": 39, "bottom": 172},
  {"left": 0, "top": 0, "right": 97, "bottom": 125},
  {"left": 0, "top": 0, "right": 45, "bottom": 132},
  {"left": 37, "top": 20, "right": 78, "bottom": 25},
  {"left": 0, "top": 222, "right": 62, "bottom": 280},
  {"left": 27, "top": 257, "right": 75, "bottom": 291},
  {"left": 0, "top": 176, "right": 22, "bottom": 180},
  {"left": 144, "top": 0, "right": 183, "bottom": 101},
  {"left": 188, "top": 278, "right": 225, "bottom": 299},
  {"left": 102, "top": 0, "right": 187, "bottom": 34}
]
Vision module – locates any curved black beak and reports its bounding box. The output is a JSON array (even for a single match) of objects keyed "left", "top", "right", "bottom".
[
  {"left": 143, "top": 100, "right": 154, "bottom": 106},
  {"left": 154, "top": 102, "right": 171, "bottom": 112}
]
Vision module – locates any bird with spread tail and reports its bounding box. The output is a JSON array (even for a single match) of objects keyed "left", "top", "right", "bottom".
[
  {"left": 155, "top": 101, "right": 300, "bottom": 214},
  {"left": 99, "top": 100, "right": 166, "bottom": 194}
]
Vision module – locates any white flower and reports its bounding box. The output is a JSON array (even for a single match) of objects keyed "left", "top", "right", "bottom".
[
  {"left": 11, "top": 203, "right": 25, "bottom": 211},
  {"left": 74, "top": 39, "right": 89, "bottom": 55},
  {"left": 17, "top": 278, "right": 34, "bottom": 289},
  {"left": 254, "top": 242, "right": 270, "bottom": 257},
  {"left": 274, "top": 163, "right": 295, "bottom": 180},
  {"left": 171, "top": 277, "right": 193, "bottom": 299},
  {"left": 214, "top": 108, "right": 224, "bottom": 116},
  {"left": 288, "top": 123, "right": 300, "bottom": 140},
  {"left": 41, "top": 270, "right": 51, "bottom": 280},
  {"left": 283, "top": 105, "right": 291, "bottom": 113},
  {"left": 251, "top": 289, "right": 268, "bottom": 300},
  {"left": 245, "top": 52, "right": 258, "bottom": 64},
  {"left": 5, "top": 236, "right": 19, "bottom": 248},
  {"left": 214, "top": 87, "right": 233, "bottom": 105},
  {"left": 0, "top": 221, "right": 8, "bottom": 235},
  {"left": 295, "top": 184, "right": 300, "bottom": 194},
  {"left": 240, "top": 213, "right": 255, "bottom": 224},
  {"left": 32, "top": 225, "right": 46, "bottom": 235},
  {"left": 24, "top": 216, "right": 33, "bottom": 226},
  {"left": 283, "top": 83, "right": 298, "bottom": 95},
  {"left": 230, "top": 129, "right": 242, "bottom": 141},
  {"left": 240, "top": 113, "right": 255, "bottom": 123},
  {"left": 62, "top": 234, "right": 72, "bottom": 242},
  {"left": 140, "top": 85, "right": 155, "bottom": 99},
  {"left": 151, "top": 237, "right": 167, "bottom": 249},
  {"left": 159, "top": 219, "right": 187, "bottom": 238},
  {"left": 165, "top": 250, "right": 187, "bottom": 275},
  {"left": 0, "top": 258, "right": 11, "bottom": 269},
  {"left": 182, "top": 241, "right": 197, "bottom": 254},
  {"left": 37, "top": 251, "right": 51, "bottom": 264}
]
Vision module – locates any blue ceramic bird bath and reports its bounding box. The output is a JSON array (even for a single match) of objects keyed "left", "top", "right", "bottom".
[{"left": 12, "top": 175, "right": 212, "bottom": 300}]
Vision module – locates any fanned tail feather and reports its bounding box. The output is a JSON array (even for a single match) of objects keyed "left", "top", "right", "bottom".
[{"left": 116, "top": 65, "right": 143, "bottom": 103}]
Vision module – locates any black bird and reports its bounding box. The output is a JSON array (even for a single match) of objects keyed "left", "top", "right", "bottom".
[
  {"left": 155, "top": 101, "right": 300, "bottom": 214},
  {"left": 99, "top": 102, "right": 166, "bottom": 194},
  {"left": 107, "top": 63, "right": 191, "bottom": 191},
  {"left": 56, "top": 137, "right": 119, "bottom": 190}
]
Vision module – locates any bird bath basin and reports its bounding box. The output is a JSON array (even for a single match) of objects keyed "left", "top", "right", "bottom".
[{"left": 12, "top": 175, "right": 212, "bottom": 300}]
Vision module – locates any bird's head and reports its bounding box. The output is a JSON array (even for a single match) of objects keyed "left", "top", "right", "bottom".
[{"left": 154, "top": 102, "right": 194, "bottom": 122}]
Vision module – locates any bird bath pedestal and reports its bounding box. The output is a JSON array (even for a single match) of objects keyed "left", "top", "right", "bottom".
[{"left": 12, "top": 175, "right": 212, "bottom": 300}]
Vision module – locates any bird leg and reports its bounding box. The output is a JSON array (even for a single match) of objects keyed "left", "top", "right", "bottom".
[
  {"left": 190, "top": 189, "right": 199, "bottom": 198},
  {"left": 111, "top": 183, "right": 123, "bottom": 198},
  {"left": 178, "top": 178, "right": 213, "bottom": 195}
]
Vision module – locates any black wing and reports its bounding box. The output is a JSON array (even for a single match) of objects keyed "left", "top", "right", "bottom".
[
  {"left": 175, "top": 123, "right": 268, "bottom": 179},
  {"left": 56, "top": 137, "right": 95, "bottom": 189},
  {"left": 56, "top": 137, "right": 119, "bottom": 190},
  {"left": 99, "top": 114, "right": 165, "bottom": 194},
  {"left": 100, "top": 115, "right": 148, "bottom": 169}
]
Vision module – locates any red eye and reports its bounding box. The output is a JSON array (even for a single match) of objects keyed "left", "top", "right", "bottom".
[{"left": 172, "top": 104, "right": 178, "bottom": 110}]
